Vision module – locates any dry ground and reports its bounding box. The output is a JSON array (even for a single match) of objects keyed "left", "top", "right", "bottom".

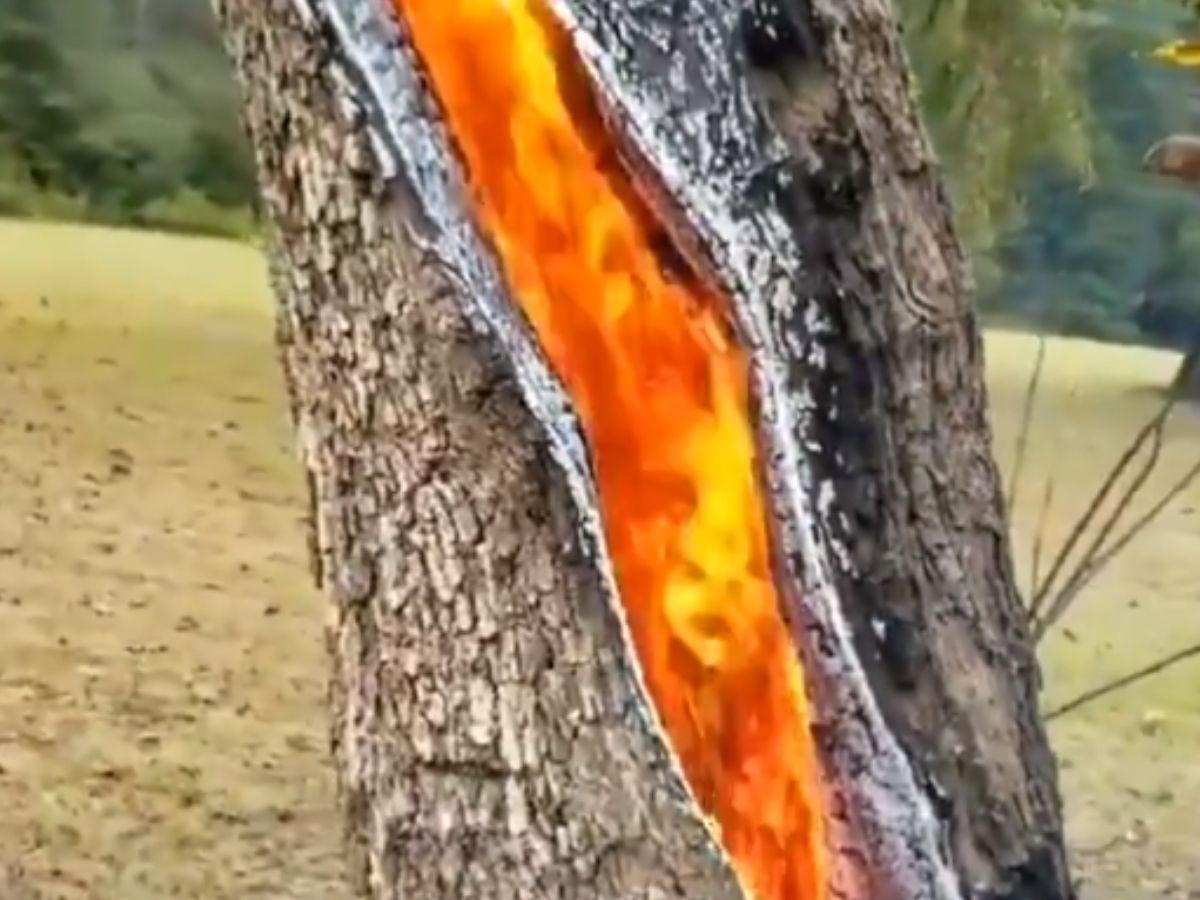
[
  {"left": 990, "top": 332, "right": 1200, "bottom": 899},
  {"left": 0, "top": 220, "right": 346, "bottom": 898},
  {"left": 1, "top": 220, "right": 1197, "bottom": 898}
]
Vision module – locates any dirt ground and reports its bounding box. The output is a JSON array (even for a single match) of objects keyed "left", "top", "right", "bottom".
[
  {"left": 0, "top": 221, "right": 347, "bottom": 898},
  {"left": 1, "top": 220, "right": 1197, "bottom": 898}
]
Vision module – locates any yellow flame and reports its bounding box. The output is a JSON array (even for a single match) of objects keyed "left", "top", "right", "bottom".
[{"left": 394, "top": 0, "right": 828, "bottom": 896}]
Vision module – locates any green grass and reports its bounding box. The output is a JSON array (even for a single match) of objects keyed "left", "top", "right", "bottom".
[
  {"left": 989, "top": 331, "right": 1200, "bottom": 898},
  {"left": 0, "top": 220, "right": 1196, "bottom": 897}
]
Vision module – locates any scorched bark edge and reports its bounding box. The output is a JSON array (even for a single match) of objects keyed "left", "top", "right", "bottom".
[
  {"left": 545, "top": 2, "right": 964, "bottom": 898},
  {"left": 210, "top": 0, "right": 1076, "bottom": 897}
]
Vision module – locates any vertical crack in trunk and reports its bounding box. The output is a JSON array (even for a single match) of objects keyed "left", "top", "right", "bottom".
[
  {"left": 265, "top": 0, "right": 747, "bottom": 894},
  {"left": 230, "top": 0, "right": 1068, "bottom": 896},
  {"left": 539, "top": 2, "right": 964, "bottom": 899},
  {"left": 315, "top": 0, "right": 958, "bottom": 895},
  {"left": 392, "top": 2, "right": 828, "bottom": 900}
]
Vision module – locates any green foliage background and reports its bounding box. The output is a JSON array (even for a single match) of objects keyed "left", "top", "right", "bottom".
[
  {"left": 0, "top": 0, "right": 1196, "bottom": 345},
  {"left": 990, "top": 1, "right": 1200, "bottom": 346},
  {"left": 903, "top": 0, "right": 1199, "bottom": 345},
  {"left": 0, "top": 0, "right": 256, "bottom": 237}
]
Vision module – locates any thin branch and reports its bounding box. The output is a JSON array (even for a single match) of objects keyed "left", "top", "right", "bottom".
[
  {"left": 1036, "top": 457, "right": 1200, "bottom": 636},
  {"left": 1029, "top": 475, "right": 1055, "bottom": 603},
  {"left": 1029, "top": 393, "right": 1177, "bottom": 618},
  {"left": 1008, "top": 336, "right": 1046, "bottom": 523},
  {"left": 1032, "top": 417, "right": 1169, "bottom": 641},
  {"left": 1039, "top": 421, "right": 1163, "bottom": 621},
  {"left": 1044, "top": 641, "right": 1200, "bottom": 722},
  {"left": 1090, "top": 457, "right": 1200, "bottom": 579},
  {"left": 1026, "top": 383, "right": 1077, "bottom": 613}
]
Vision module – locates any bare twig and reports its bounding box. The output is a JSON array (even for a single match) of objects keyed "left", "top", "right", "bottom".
[
  {"left": 1029, "top": 393, "right": 1177, "bottom": 619},
  {"left": 1029, "top": 475, "right": 1055, "bottom": 602},
  {"left": 1037, "top": 457, "right": 1200, "bottom": 636},
  {"left": 1027, "top": 383, "right": 1077, "bottom": 609},
  {"left": 1089, "top": 457, "right": 1200, "bottom": 578},
  {"left": 1032, "top": 417, "right": 1169, "bottom": 641},
  {"left": 1044, "top": 641, "right": 1200, "bottom": 721},
  {"left": 1007, "top": 343, "right": 1191, "bottom": 641},
  {"left": 1008, "top": 336, "right": 1047, "bottom": 523}
]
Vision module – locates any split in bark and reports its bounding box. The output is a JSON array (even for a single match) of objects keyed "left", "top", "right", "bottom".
[{"left": 212, "top": 0, "right": 1074, "bottom": 897}]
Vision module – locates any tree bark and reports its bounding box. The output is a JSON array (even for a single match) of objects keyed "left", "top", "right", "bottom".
[
  {"left": 213, "top": 5, "right": 742, "bottom": 898},
  {"left": 1173, "top": 344, "right": 1200, "bottom": 399},
  {"left": 213, "top": 0, "right": 1072, "bottom": 898},
  {"left": 745, "top": 5, "right": 1071, "bottom": 897}
]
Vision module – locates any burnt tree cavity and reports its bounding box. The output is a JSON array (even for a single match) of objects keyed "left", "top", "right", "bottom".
[
  {"left": 740, "top": 0, "right": 818, "bottom": 70},
  {"left": 745, "top": 1, "right": 1073, "bottom": 895},
  {"left": 211, "top": 0, "right": 1075, "bottom": 897}
]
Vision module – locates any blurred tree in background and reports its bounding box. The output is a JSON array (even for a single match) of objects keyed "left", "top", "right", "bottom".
[
  {"left": 0, "top": 0, "right": 1195, "bottom": 352},
  {"left": 994, "top": 0, "right": 1200, "bottom": 345},
  {"left": 901, "top": 0, "right": 1092, "bottom": 265},
  {"left": 0, "top": 0, "right": 256, "bottom": 237}
]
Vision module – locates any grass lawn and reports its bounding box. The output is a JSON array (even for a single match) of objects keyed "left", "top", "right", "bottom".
[
  {"left": 989, "top": 331, "right": 1200, "bottom": 899},
  {"left": 1, "top": 219, "right": 1197, "bottom": 898}
]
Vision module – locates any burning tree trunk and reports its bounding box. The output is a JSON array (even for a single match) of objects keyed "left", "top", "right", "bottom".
[{"left": 213, "top": 0, "right": 1072, "bottom": 898}]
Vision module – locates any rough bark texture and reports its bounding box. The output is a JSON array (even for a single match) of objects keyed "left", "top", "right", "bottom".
[
  {"left": 212, "top": 2, "right": 745, "bottom": 898},
  {"left": 542, "top": 5, "right": 963, "bottom": 897},
  {"left": 743, "top": 3, "right": 1072, "bottom": 897},
  {"left": 212, "top": 0, "right": 1074, "bottom": 898}
]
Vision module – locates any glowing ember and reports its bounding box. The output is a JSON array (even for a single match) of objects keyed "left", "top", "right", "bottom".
[{"left": 395, "top": 0, "right": 827, "bottom": 895}]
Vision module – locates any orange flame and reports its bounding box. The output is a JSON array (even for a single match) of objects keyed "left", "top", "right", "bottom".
[{"left": 395, "top": 0, "right": 827, "bottom": 896}]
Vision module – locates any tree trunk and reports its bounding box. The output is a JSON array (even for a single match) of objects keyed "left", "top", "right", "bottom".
[
  {"left": 1173, "top": 344, "right": 1200, "bottom": 400},
  {"left": 212, "top": 1, "right": 1072, "bottom": 898}
]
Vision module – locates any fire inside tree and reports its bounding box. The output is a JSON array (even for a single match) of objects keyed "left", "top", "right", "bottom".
[
  {"left": 211, "top": 0, "right": 1075, "bottom": 898},
  {"left": 396, "top": 0, "right": 825, "bottom": 896}
]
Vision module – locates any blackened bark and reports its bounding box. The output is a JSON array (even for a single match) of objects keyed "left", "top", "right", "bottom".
[
  {"left": 747, "top": 3, "right": 1073, "bottom": 897},
  {"left": 541, "top": 1, "right": 1071, "bottom": 897},
  {"left": 212, "top": 0, "right": 1073, "bottom": 898}
]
